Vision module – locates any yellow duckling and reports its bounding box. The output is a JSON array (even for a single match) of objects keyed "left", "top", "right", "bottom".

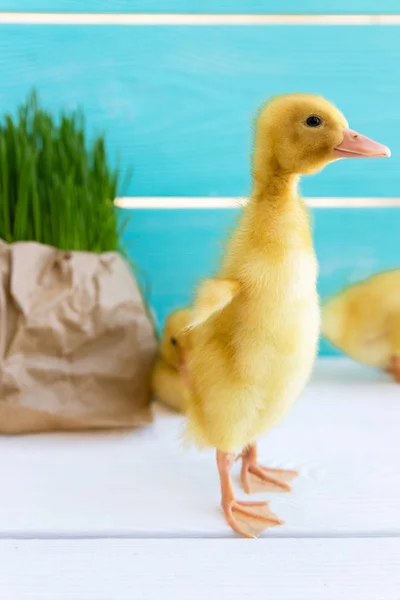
[
  {"left": 180, "top": 93, "right": 390, "bottom": 538},
  {"left": 151, "top": 282, "right": 241, "bottom": 411},
  {"left": 322, "top": 270, "right": 400, "bottom": 381},
  {"left": 151, "top": 309, "right": 191, "bottom": 411}
]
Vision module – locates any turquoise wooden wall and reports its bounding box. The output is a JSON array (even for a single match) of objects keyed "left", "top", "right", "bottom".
[
  {"left": 0, "top": 25, "right": 397, "bottom": 198},
  {"left": 1, "top": 2, "right": 399, "bottom": 356}
]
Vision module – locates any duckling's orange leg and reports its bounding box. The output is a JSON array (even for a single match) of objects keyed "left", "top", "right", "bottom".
[
  {"left": 385, "top": 355, "right": 400, "bottom": 383},
  {"left": 216, "top": 450, "right": 283, "bottom": 538},
  {"left": 240, "top": 443, "right": 298, "bottom": 494}
]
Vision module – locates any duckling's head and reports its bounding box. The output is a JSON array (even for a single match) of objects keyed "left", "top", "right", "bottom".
[
  {"left": 160, "top": 309, "right": 192, "bottom": 368},
  {"left": 254, "top": 93, "right": 390, "bottom": 177}
]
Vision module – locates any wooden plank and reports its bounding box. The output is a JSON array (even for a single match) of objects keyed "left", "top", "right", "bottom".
[
  {"left": 0, "top": 15, "right": 394, "bottom": 24},
  {"left": 0, "top": 538, "right": 399, "bottom": 600},
  {"left": 0, "top": 360, "right": 399, "bottom": 538},
  {"left": 1, "top": 1, "right": 400, "bottom": 14},
  {"left": 124, "top": 207, "right": 400, "bottom": 357},
  {"left": 0, "top": 25, "right": 397, "bottom": 198},
  {"left": 117, "top": 196, "right": 400, "bottom": 208}
]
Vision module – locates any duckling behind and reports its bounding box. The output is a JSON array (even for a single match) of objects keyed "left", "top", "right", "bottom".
[
  {"left": 322, "top": 270, "right": 400, "bottom": 381},
  {"left": 151, "top": 309, "right": 191, "bottom": 411}
]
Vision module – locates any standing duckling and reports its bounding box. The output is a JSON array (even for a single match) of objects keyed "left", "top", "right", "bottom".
[
  {"left": 181, "top": 93, "right": 390, "bottom": 538},
  {"left": 322, "top": 270, "right": 400, "bottom": 381}
]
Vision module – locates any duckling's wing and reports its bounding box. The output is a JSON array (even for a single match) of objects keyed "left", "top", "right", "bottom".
[{"left": 185, "top": 278, "right": 240, "bottom": 329}]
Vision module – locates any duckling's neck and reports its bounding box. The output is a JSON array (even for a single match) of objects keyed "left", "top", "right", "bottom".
[
  {"left": 245, "top": 157, "right": 305, "bottom": 236},
  {"left": 252, "top": 155, "right": 299, "bottom": 203},
  {"left": 221, "top": 159, "right": 313, "bottom": 279}
]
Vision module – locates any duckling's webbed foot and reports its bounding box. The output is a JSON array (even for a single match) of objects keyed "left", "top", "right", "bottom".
[
  {"left": 216, "top": 450, "right": 282, "bottom": 538},
  {"left": 240, "top": 443, "right": 297, "bottom": 494},
  {"left": 386, "top": 355, "right": 400, "bottom": 383}
]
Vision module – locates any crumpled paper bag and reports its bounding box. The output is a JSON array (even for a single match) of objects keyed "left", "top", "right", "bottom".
[{"left": 0, "top": 240, "right": 157, "bottom": 433}]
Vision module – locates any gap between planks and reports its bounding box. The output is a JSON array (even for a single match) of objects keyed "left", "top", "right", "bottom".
[
  {"left": 1, "top": 532, "right": 400, "bottom": 541},
  {"left": 0, "top": 13, "right": 400, "bottom": 25},
  {"left": 114, "top": 196, "right": 400, "bottom": 209}
]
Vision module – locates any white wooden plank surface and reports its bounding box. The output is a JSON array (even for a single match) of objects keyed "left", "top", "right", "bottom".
[
  {"left": 0, "top": 539, "right": 399, "bottom": 600},
  {"left": 0, "top": 359, "right": 399, "bottom": 539}
]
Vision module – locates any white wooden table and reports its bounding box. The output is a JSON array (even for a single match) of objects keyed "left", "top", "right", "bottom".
[{"left": 0, "top": 359, "right": 399, "bottom": 599}]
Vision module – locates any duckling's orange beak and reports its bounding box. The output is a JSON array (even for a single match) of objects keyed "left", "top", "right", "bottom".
[{"left": 334, "top": 128, "right": 391, "bottom": 159}]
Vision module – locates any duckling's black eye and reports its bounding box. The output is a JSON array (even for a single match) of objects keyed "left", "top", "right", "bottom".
[
  {"left": 170, "top": 337, "right": 178, "bottom": 346},
  {"left": 306, "top": 115, "right": 323, "bottom": 128}
]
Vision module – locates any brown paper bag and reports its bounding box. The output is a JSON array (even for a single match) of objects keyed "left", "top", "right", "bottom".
[{"left": 0, "top": 240, "right": 157, "bottom": 433}]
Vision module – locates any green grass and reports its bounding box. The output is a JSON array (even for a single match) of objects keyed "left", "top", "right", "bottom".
[{"left": 0, "top": 91, "right": 126, "bottom": 253}]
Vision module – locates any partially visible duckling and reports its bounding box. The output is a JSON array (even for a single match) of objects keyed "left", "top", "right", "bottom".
[
  {"left": 322, "top": 270, "right": 400, "bottom": 381},
  {"left": 151, "top": 280, "right": 241, "bottom": 411},
  {"left": 151, "top": 309, "right": 191, "bottom": 411}
]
